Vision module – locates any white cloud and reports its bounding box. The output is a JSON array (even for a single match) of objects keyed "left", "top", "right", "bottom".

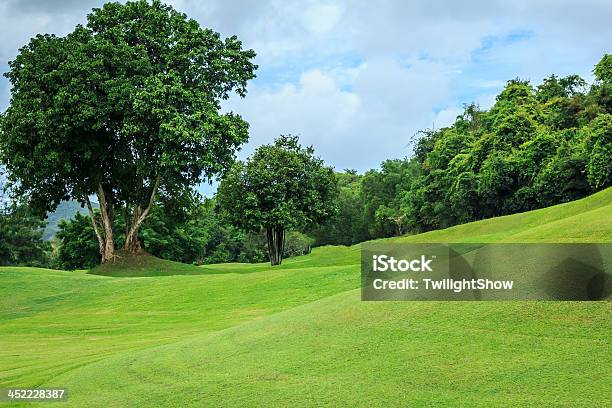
[
  {"left": 1, "top": 0, "right": 611, "bottom": 175},
  {"left": 225, "top": 68, "right": 360, "bottom": 163},
  {"left": 302, "top": 3, "right": 343, "bottom": 34},
  {"left": 226, "top": 57, "right": 453, "bottom": 171},
  {"left": 475, "top": 93, "right": 498, "bottom": 111},
  {"left": 0, "top": 0, "right": 97, "bottom": 62},
  {"left": 434, "top": 107, "right": 463, "bottom": 129}
]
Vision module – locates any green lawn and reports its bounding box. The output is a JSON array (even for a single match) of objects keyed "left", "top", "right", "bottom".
[{"left": 1, "top": 188, "right": 611, "bottom": 407}]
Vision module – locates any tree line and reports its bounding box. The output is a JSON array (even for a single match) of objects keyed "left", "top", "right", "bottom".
[
  {"left": 0, "top": 0, "right": 610, "bottom": 268},
  {"left": 3, "top": 53, "right": 610, "bottom": 269},
  {"left": 313, "top": 54, "right": 611, "bottom": 244}
]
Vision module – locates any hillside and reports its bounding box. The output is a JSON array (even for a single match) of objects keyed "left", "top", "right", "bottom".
[
  {"left": 89, "top": 251, "right": 206, "bottom": 277},
  {"left": 0, "top": 188, "right": 610, "bottom": 406},
  {"left": 43, "top": 200, "right": 95, "bottom": 240}
]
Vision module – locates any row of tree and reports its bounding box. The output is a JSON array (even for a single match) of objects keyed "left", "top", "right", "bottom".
[
  {"left": 3, "top": 54, "right": 611, "bottom": 268},
  {"left": 0, "top": 55, "right": 612, "bottom": 269},
  {"left": 0, "top": 0, "right": 609, "bottom": 268},
  {"left": 312, "top": 55, "right": 611, "bottom": 244},
  {"left": 0, "top": 195, "right": 316, "bottom": 269}
]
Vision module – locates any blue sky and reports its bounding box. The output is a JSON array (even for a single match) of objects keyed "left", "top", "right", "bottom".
[{"left": 0, "top": 0, "right": 610, "bottom": 196}]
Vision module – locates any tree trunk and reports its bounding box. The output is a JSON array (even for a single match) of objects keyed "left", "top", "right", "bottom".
[
  {"left": 123, "top": 205, "right": 143, "bottom": 253},
  {"left": 85, "top": 195, "right": 105, "bottom": 260},
  {"left": 123, "top": 227, "right": 142, "bottom": 253},
  {"left": 123, "top": 176, "right": 160, "bottom": 254},
  {"left": 392, "top": 215, "right": 405, "bottom": 237},
  {"left": 266, "top": 226, "right": 285, "bottom": 266},
  {"left": 96, "top": 183, "right": 115, "bottom": 263}
]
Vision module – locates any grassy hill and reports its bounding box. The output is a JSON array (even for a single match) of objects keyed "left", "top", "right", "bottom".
[
  {"left": 89, "top": 250, "right": 207, "bottom": 277},
  {"left": 1, "top": 188, "right": 611, "bottom": 407}
]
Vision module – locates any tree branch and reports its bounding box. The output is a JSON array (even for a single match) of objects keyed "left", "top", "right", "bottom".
[
  {"left": 139, "top": 175, "right": 161, "bottom": 222},
  {"left": 85, "top": 195, "right": 104, "bottom": 253},
  {"left": 124, "top": 175, "right": 161, "bottom": 251}
]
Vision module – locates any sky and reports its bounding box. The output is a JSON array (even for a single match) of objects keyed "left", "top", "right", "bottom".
[{"left": 0, "top": 0, "right": 610, "bottom": 196}]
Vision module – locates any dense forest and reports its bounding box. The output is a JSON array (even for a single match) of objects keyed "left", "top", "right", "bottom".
[
  {"left": 313, "top": 54, "right": 611, "bottom": 244},
  {"left": 1, "top": 54, "right": 610, "bottom": 269}
]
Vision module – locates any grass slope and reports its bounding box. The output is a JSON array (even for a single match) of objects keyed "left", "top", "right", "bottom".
[
  {"left": 397, "top": 186, "right": 612, "bottom": 243},
  {"left": 1, "top": 188, "right": 611, "bottom": 407},
  {"left": 89, "top": 250, "right": 206, "bottom": 276},
  {"left": 53, "top": 293, "right": 611, "bottom": 407}
]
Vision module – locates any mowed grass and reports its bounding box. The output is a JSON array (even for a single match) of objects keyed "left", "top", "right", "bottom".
[
  {"left": 0, "top": 252, "right": 357, "bottom": 388},
  {"left": 89, "top": 250, "right": 206, "bottom": 276},
  {"left": 0, "top": 188, "right": 611, "bottom": 407}
]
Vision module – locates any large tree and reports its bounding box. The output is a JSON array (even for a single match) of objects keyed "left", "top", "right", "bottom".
[
  {"left": 0, "top": 0, "right": 256, "bottom": 262},
  {"left": 217, "top": 135, "right": 337, "bottom": 265}
]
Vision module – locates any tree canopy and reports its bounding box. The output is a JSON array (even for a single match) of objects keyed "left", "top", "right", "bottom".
[
  {"left": 0, "top": 0, "right": 256, "bottom": 262},
  {"left": 217, "top": 135, "right": 337, "bottom": 265},
  {"left": 314, "top": 55, "right": 611, "bottom": 244},
  {"left": 0, "top": 204, "right": 50, "bottom": 267}
]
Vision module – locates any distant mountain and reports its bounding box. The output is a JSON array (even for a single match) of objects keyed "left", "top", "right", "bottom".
[
  {"left": 44, "top": 200, "right": 98, "bottom": 240},
  {"left": 4, "top": 174, "right": 96, "bottom": 240}
]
